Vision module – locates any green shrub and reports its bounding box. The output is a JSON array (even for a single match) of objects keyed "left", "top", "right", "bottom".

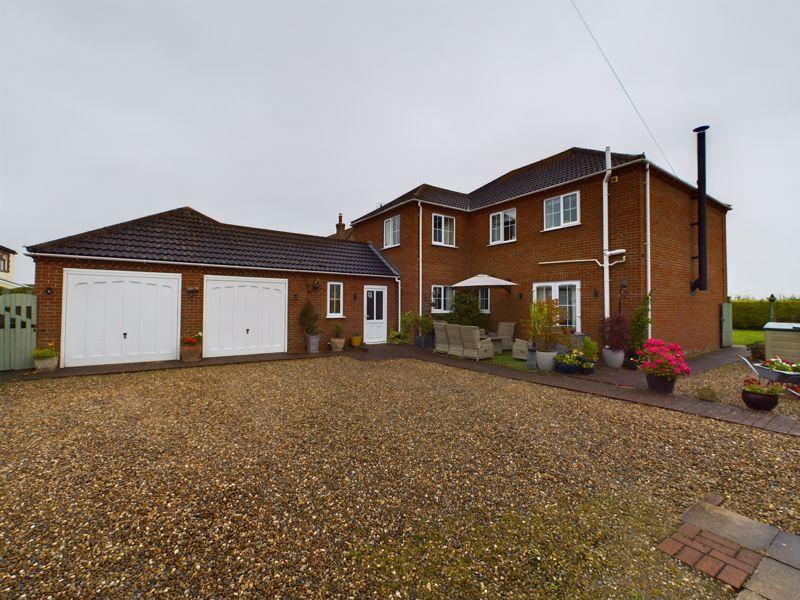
[
  {"left": 629, "top": 292, "right": 652, "bottom": 352},
  {"left": 444, "top": 291, "right": 489, "bottom": 330},
  {"left": 387, "top": 330, "right": 406, "bottom": 344},
  {"left": 416, "top": 314, "right": 433, "bottom": 337},
  {"left": 732, "top": 299, "right": 800, "bottom": 329},
  {"left": 333, "top": 323, "right": 343, "bottom": 338},
  {"left": 398, "top": 311, "right": 416, "bottom": 343},
  {"left": 695, "top": 386, "right": 718, "bottom": 402},
  {"left": 581, "top": 336, "right": 599, "bottom": 363},
  {"left": 32, "top": 347, "right": 58, "bottom": 360},
  {"left": 299, "top": 301, "right": 319, "bottom": 335}
]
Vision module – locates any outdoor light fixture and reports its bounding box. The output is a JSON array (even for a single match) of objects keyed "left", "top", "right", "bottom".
[
  {"left": 293, "top": 293, "right": 299, "bottom": 300},
  {"left": 518, "top": 292, "right": 523, "bottom": 300},
  {"left": 44, "top": 287, "right": 53, "bottom": 295},
  {"left": 769, "top": 294, "right": 777, "bottom": 320},
  {"left": 186, "top": 287, "right": 199, "bottom": 298}
]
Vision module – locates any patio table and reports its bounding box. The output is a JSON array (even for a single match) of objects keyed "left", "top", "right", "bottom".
[{"left": 481, "top": 334, "right": 503, "bottom": 355}]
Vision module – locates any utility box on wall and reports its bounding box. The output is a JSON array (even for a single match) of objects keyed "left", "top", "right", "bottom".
[{"left": 764, "top": 322, "right": 800, "bottom": 363}]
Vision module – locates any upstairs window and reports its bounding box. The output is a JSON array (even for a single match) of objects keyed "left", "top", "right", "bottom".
[
  {"left": 383, "top": 215, "right": 401, "bottom": 248},
  {"left": 490, "top": 208, "right": 516, "bottom": 244},
  {"left": 327, "top": 282, "right": 344, "bottom": 317},
  {"left": 478, "top": 288, "right": 490, "bottom": 313},
  {"left": 0, "top": 253, "right": 8, "bottom": 273},
  {"left": 544, "top": 192, "right": 580, "bottom": 230},
  {"left": 431, "top": 285, "right": 454, "bottom": 313},
  {"left": 432, "top": 214, "right": 456, "bottom": 246}
]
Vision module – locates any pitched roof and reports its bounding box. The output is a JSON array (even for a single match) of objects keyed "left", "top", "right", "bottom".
[
  {"left": 0, "top": 244, "right": 17, "bottom": 254},
  {"left": 26, "top": 207, "right": 399, "bottom": 278},
  {"left": 351, "top": 147, "right": 727, "bottom": 223}
]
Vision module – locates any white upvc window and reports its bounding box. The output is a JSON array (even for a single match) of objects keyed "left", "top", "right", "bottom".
[
  {"left": 478, "top": 288, "right": 490, "bottom": 313},
  {"left": 489, "top": 208, "right": 517, "bottom": 244},
  {"left": 383, "top": 215, "right": 401, "bottom": 248},
  {"left": 532, "top": 281, "right": 581, "bottom": 331},
  {"left": 432, "top": 213, "right": 456, "bottom": 246},
  {"left": 543, "top": 191, "right": 580, "bottom": 231},
  {"left": 431, "top": 285, "right": 454, "bottom": 313},
  {"left": 327, "top": 281, "right": 344, "bottom": 318}
]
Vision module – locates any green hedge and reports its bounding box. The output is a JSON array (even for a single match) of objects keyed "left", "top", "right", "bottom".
[{"left": 733, "top": 300, "right": 800, "bottom": 329}]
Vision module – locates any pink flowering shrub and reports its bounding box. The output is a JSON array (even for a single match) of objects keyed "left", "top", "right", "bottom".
[{"left": 636, "top": 338, "right": 691, "bottom": 380}]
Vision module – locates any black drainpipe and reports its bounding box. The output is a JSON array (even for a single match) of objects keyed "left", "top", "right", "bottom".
[{"left": 691, "top": 125, "right": 709, "bottom": 291}]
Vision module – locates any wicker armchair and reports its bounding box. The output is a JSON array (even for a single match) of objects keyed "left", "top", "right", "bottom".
[
  {"left": 496, "top": 322, "right": 516, "bottom": 351},
  {"left": 445, "top": 323, "right": 464, "bottom": 357},
  {"left": 512, "top": 338, "right": 531, "bottom": 360},
  {"left": 433, "top": 321, "right": 449, "bottom": 354},
  {"left": 460, "top": 325, "right": 495, "bottom": 361}
]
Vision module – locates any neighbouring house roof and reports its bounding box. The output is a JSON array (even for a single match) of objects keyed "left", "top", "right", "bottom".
[
  {"left": 26, "top": 207, "right": 400, "bottom": 278},
  {"left": 351, "top": 147, "right": 729, "bottom": 224},
  {"left": 0, "top": 244, "right": 17, "bottom": 254}
]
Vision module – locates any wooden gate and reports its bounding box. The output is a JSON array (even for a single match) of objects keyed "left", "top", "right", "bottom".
[
  {"left": 0, "top": 293, "right": 37, "bottom": 371},
  {"left": 721, "top": 302, "right": 733, "bottom": 348}
]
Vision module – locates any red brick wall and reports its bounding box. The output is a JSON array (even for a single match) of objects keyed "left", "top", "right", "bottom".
[
  {"left": 34, "top": 257, "right": 398, "bottom": 355},
  {"left": 649, "top": 170, "right": 728, "bottom": 352},
  {"left": 348, "top": 202, "right": 419, "bottom": 315}
]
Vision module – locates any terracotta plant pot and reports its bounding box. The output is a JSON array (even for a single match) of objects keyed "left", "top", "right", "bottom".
[
  {"left": 602, "top": 348, "right": 625, "bottom": 369},
  {"left": 181, "top": 345, "right": 202, "bottom": 362},
  {"left": 741, "top": 390, "right": 779, "bottom": 411},
  {"left": 330, "top": 337, "right": 345, "bottom": 352},
  {"left": 645, "top": 374, "right": 676, "bottom": 394},
  {"left": 34, "top": 356, "right": 58, "bottom": 372}
]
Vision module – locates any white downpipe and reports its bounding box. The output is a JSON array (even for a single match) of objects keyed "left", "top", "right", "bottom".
[
  {"left": 396, "top": 277, "right": 402, "bottom": 330},
  {"left": 645, "top": 162, "right": 652, "bottom": 338},
  {"left": 417, "top": 200, "right": 423, "bottom": 315},
  {"left": 602, "top": 146, "right": 612, "bottom": 320}
]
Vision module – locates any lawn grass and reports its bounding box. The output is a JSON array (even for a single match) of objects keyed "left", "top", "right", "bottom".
[
  {"left": 733, "top": 329, "right": 764, "bottom": 346},
  {"left": 487, "top": 350, "right": 533, "bottom": 372}
]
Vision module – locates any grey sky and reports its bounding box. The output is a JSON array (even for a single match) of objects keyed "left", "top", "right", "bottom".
[{"left": 2, "top": 1, "right": 798, "bottom": 296}]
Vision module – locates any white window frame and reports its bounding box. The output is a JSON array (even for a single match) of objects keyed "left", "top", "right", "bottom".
[
  {"left": 542, "top": 191, "right": 581, "bottom": 231},
  {"left": 478, "top": 288, "right": 490, "bottom": 314},
  {"left": 431, "top": 285, "right": 454, "bottom": 313},
  {"left": 0, "top": 252, "right": 8, "bottom": 273},
  {"left": 532, "top": 280, "right": 581, "bottom": 331},
  {"left": 489, "top": 208, "right": 517, "bottom": 245},
  {"left": 326, "top": 281, "right": 344, "bottom": 318},
  {"left": 432, "top": 213, "right": 456, "bottom": 247},
  {"left": 383, "top": 215, "right": 400, "bottom": 249}
]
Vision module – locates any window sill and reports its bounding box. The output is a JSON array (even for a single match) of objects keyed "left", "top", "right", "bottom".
[
  {"left": 431, "top": 243, "right": 458, "bottom": 248},
  {"left": 487, "top": 239, "right": 517, "bottom": 246},
  {"left": 431, "top": 310, "right": 453, "bottom": 314},
  {"left": 326, "top": 315, "right": 346, "bottom": 319},
  {"left": 382, "top": 243, "right": 400, "bottom": 250},
  {"left": 541, "top": 222, "right": 581, "bottom": 233}
]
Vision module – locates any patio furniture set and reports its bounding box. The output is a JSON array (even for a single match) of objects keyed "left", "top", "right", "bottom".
[{"left": 433, "top": 321, "right": 516, "bottom": 361}]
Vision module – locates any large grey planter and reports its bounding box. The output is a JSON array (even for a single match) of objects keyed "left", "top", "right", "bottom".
[
  {"left": 306, "top": 334, "right": 320, "bottom": 354},
  {"left": 536, "top": 350, "right": 556, "bottom": 371},
  {"left": 602, "top": 347, "right": 625, "bottom": 368}
]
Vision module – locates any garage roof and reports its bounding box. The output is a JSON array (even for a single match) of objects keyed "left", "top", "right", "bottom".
[{"left": 26, "top": 207, "right": 400, "bottom": 278}]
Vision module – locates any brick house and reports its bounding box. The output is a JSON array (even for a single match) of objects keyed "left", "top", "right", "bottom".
[
  {"left": 343, "top": 146, "right": 730, "bottom": 353},
  {"left": 27, "top": 208, "right": 399, "bottom": 367}
]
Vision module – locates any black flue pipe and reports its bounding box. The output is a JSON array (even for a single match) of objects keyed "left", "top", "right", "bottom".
[{"left": 691, "top": 125, "right": 709, "bottom": 291}]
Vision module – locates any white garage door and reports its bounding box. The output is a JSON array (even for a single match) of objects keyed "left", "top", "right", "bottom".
[
  {"left": 203, "top": 275, "right": 287, "bottom": 358},
  {"left": 63, "top": 269, "right": 181, "bottom": 367}
]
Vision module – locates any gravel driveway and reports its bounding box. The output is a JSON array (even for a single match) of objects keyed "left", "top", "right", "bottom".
[{"left": 2, "top": 357, "right": 798, "bottom": 598}]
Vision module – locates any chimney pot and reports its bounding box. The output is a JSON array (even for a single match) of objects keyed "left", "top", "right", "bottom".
[{"left": 335, "top": 213, "right": 346, "bottom": 237}]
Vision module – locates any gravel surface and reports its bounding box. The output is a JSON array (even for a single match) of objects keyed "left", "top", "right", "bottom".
[
  {"left": 678, "top": 362, "right": 800, "bottom": 418},
  {"left": 2, "top": 357, "right": 799, "bottom": 598}
]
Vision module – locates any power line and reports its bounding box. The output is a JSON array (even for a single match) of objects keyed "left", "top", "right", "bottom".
[{"left": 568, "top": 0, "right": 677, "bottom": 174}]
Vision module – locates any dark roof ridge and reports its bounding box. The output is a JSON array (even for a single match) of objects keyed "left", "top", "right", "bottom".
[{"left": 218, "top": 219, "right": 379, "bottom": 247}]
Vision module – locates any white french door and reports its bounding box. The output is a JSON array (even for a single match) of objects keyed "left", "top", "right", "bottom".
[
  {"left": 363, "top": 285, "right": 387, "bottom": 344},
  {"left": 532, "top": 281, "right": 581, "bottom": 332}
]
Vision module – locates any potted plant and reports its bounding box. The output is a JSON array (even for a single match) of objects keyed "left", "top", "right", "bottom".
[
  {"left": 415, "top": 314, "right": 434, "bottom": 349},
  {"left": 636, "top": 338, "right": 691, "bottom": 394},
  {"left": 626, "top": 292, "right": 652, "bottom": 369},
  {"left": 330, "top": 323, "right": 345, "bottom": 352},
  {"left": 299, "top": 301, "right": 320, "bottom": 353},
  {"left": 32, "top": 346, "right": 58, "bottom": 371},
  {"left": 554, "top": 349, "right": 583, "bottom": 374},
  {"left": 580, "top": 336, "right": 598, "bottom": 374},
  {"left": 529, "top": 299, "right": 566, "bottom": 372},
  {"left": 351, "top": 331, "right": 362, "bottom": 347},
  {"left": 741, "top": 378, "right": 783, "bottom": 411},
  {"left": 601, "top": 315, "right": 629, "bottom": 369},
  {"left": 747, "top": 341, "right": 766, "bottom": 362},
  {"left": 180, "top": 332, "right": 203, "bottom": 362}
]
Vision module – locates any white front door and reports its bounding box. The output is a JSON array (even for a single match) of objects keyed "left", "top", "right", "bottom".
[
  {"left": 363, "top": 285, "right": 387, "bottom": 344},
  {"left": 62, "top": 269, "right": 181, "bottom": 367},
  {"left": 203, "top": 275, "right": 287, "bottom": 357}
]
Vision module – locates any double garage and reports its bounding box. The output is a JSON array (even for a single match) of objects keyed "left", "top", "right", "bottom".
[{"left": 62, "top": 269, "right": 288, "bottom": 367}]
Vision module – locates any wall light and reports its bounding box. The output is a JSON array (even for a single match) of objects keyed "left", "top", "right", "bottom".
[{"left": 186, "top": 287, "right": 199, "bottom": 299}]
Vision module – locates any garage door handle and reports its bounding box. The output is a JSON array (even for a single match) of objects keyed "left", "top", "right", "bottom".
[
  {"left": 123, "top": 332, "right": 127, "bottom": 339},
  {"left": 246, "top": 328, "right": 250, "bottom": 335}
]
